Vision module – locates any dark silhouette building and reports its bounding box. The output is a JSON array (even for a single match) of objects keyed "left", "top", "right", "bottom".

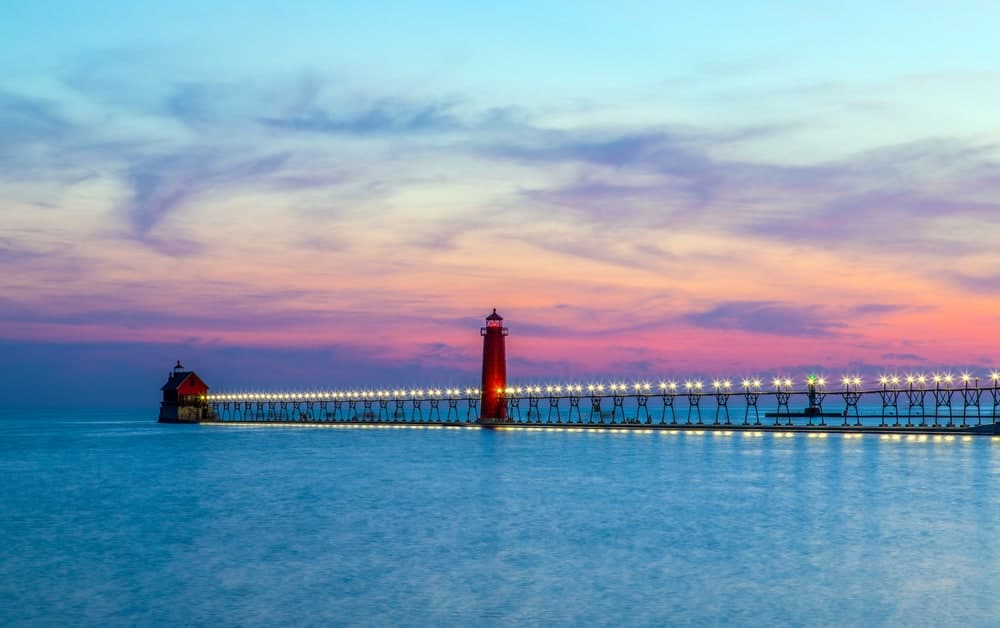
[{"left": 159, "top": 361, "right": 212, "bottom": 423}]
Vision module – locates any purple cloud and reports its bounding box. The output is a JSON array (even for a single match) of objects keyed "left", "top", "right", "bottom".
[{"left": 682, "top": 301, "right": 845, "bottom": 337}]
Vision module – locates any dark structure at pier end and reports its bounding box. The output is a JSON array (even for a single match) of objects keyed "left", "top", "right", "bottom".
[
  {"left": 158, "top": 361, "right": 213, "bottom": 423},
  {"left": 478, "top": 308, "right": 508, "bottom": 423}
]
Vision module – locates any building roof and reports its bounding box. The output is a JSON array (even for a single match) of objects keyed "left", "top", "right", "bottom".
[
  {"left": 161, "top": 371, "right": 195, "bottom": 391},
  {"left": 486, "top": 308, "right": 503, "bottom": 321}
]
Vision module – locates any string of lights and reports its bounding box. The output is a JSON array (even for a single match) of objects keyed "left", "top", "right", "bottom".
[{"left": 203, "top": 371, "right": 1000, "bottom": 402}]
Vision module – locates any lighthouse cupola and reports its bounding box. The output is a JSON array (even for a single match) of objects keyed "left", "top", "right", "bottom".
[
  {"left": 479, "top": 308, "right": 509, "bottom": 423},
  {"left": 485, "top": 309, "right": 503, "bottom": 328}
]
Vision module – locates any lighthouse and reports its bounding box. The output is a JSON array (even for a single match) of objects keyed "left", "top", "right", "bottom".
[{"left": 479, "top": 308, "right": 508, "bottom": 423}]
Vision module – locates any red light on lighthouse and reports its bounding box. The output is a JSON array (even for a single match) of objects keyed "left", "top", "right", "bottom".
[{"left": 479, "top": 308, "right": 508, "bottom": 423}]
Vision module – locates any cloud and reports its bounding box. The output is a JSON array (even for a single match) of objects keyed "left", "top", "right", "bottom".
[
  {"left": 851, "top": 304, "right": 907, "bottom": 315},
  {"left": 953, "top": 273, "right": 1000, "bottom": 294},
  {"left": 493, "top": 128, "right": 1000, "bottom": 260},
  {"left": 0, "top": 90, "right": 73, "bottom": 146},
  {"left": 131, "top": 152, "right": 283, "bottom": 235},
  {"left": 682, "top": 301, "right": 845, "bottom": 337},
  {"left": 879, "top": 352, "right": 925, "bottom": 362},
  {"left": 260, "top": 98, "right": 464, "bottom": 135},
  {"left": 0, "top": 239, "right": 44, "bottom": 264}
]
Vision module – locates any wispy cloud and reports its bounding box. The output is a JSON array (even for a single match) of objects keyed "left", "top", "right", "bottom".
[{"left": 682, "top": 301, "right": 845, "bottom": 337}]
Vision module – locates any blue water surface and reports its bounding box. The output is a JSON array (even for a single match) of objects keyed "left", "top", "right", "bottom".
[{"left": 1, "top": 410, "right": 998, "bottom": 626}]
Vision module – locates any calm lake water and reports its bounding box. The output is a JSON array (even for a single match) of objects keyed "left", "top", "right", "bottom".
[{"left": 2, "top": 410, "right": 998, "bottom": 626}]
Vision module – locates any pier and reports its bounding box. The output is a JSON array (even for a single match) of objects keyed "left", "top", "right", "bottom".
[{"left": 161, "top": 310, "right": 1000, "bottom": 436}]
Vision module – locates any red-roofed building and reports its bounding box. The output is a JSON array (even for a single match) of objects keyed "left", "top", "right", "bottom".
[{"left": 158, "top": 361, "right": 213, "bottom": 423}]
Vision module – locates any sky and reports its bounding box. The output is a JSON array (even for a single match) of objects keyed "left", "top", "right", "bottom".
[{"left": 3, "top": 1, "right": 1000, "bottom": 406}]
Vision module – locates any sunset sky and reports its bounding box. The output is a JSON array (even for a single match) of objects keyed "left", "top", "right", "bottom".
[{"left": 4, "top": 2, "right": 1000, "bottom": 405}]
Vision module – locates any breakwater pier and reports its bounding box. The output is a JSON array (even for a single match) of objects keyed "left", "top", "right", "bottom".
[{"left": 161, "top": 310, "right": 1000, "bottom": 436}]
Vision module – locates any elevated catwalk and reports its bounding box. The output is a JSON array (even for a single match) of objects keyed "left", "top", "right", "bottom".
[{"left": 162, "top": 310, "right": 1000, "bottom": 436}]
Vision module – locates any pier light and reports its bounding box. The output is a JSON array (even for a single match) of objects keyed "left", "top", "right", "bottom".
[
  {"left": 723, "top": 380, "right": 732, "bottom": 389},
  {"left": 685, "top": 381, "right": 694, "bottom": 390},
  {"left": 660, "top": 382, "right": 669, "bottom": 390},
  {"left": 991, "top": 371, "right": 1000, "bottom": 383},
  {"left": 890, "top": 376, "right": 899, "bottom": 385},
  {"left": 944, "top": 374, "right": 954, "bottom": 385},
  {"left": 643, "top": 383, "right": 651, "bottom": 391},
  {"left": 879, "top": 376, "right": 888, "bottom": 386},
  {"left": 852, "top": 376, "right": 862, "bottom": 386},
  {"left": 554, "top": 385, "right": 563, "bottom": 393},
  {"left": 783, "top": 377, "right": 793, "bottom": 388},
  {"left": 773, "top": 377, "right": 784, "bottom": 389},
  {"left": 587, "top": 384, "right": 596, "bottom": 392},
  {"left": 545, "top": 385, "right": 553, "bottom": 393},
  {"left": 669, "top": 381, "right": 678, "bottom": 391},
  {"left": 712, "top": 380, "right": 722, "bottom": 390},
  {"left": 742, "top": 379, "right": 750, "bottom": 388},
  {"left": 932, "top": 374, "right": 942, "bottom": 384},
  {"left": 752, "top": 379, "right": 762, "bottom": 389},
  {"left": 596, "top": 384, "right": 605, "bottom": 393},
  {"left": 841, "top": 376, "right": 851, "bottom": 387},
  {"left": 917, "top": 375, "right": 926, "bottom": 385},
  {"left": 695, "top": 381, "right": 704, "bottom": 390},
  {"left": 817, "top": 377, "right": 827, "bottom": 387},
  {"left": 961, "top": 373, "right": 972, "bottom": 384},
  {"left": 574, "top": 385, "right": 582, "bottom": 392}
]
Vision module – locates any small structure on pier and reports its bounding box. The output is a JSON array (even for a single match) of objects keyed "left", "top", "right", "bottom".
[{"left": 158, "top": 361, "right": 213, "bottom": 423}]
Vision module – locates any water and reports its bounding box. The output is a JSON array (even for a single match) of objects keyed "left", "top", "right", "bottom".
[{"left": 2, "top": 411, "right": 998, "bottom": 626}]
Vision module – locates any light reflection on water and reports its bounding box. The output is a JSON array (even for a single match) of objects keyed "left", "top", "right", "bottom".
[{"left": 1, "top": 410, "right": 998, "bottom": 626}]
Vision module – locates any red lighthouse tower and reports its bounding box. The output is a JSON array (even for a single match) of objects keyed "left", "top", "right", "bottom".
[{"left": 479, "top": 308, "right": 508, "bottom": 423}]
